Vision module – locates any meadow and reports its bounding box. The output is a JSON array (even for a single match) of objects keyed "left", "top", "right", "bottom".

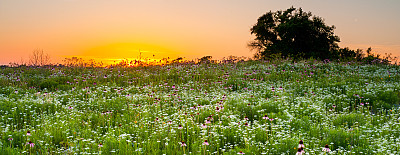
[{"left": 0, "top": 59, "right": 399, "bottom": 154}]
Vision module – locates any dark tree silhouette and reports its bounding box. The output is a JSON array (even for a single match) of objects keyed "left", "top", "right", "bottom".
[{"left": 249, "top": 7, "right": 340, "bottom": 60}]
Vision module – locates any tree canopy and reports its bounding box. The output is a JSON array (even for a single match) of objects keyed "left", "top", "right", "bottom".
[{"left": 249, "top": 7, "right": 340, "bottom": 60}]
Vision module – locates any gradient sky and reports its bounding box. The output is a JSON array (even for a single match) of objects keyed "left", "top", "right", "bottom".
[{"left": 1, "top": 0, "right": 399, "bottom": 65}]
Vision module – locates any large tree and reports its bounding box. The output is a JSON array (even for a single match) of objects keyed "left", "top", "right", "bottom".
[{"left": 249, "top": 7, "right": 340, "bottom": 59}]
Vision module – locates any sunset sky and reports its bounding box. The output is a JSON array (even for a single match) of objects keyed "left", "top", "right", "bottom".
[{"left": 1, "top": 0, "right": 399, "bottom": 65}]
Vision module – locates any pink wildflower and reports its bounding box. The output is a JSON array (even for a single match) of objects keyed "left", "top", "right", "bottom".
[
  {"left": 263, "top": 115, "right": 269, "bottom": 120},
  {"left": 203, "top": 140, "right": 209, "bottom": 145},
  {"left": 27, "top": 141, "right": 35, "bottom": 148},
  {"left": 322, "top": 144, "right": 330, "bottom": 152},
  {"left": 181, "top": 141, "right": 186, "bottom": 147},
  {"left": 298, "top": 140, "right": 304, "bottom": 148}
]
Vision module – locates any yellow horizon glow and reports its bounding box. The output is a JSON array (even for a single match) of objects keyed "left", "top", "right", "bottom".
[{"left": 82, "top": 43, "right": 181, "bottom": 60}]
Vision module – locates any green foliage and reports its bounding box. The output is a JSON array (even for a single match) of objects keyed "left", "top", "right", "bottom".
[
  {"left": 39, "top": 79, "right": 59, "bottom": 90},
  {"left": 290, "top": 116, "right": 312, "bottom": 132},
  {"left": 1, "top": 147, "right": 20, "bottom": 154},
  {"left": 366, "top": 90, "right": 400, "bottom": 111},
  {"left": 224, "top": 79, "right": 248, "bottom": 92},
  {"left": 333, "top": 113, "right": 366, "bottom": 128},
  {"left": 0, "top": 60, "right": 399, "bottom": 154}
]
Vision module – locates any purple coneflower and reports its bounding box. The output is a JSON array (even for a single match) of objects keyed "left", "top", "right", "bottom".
[
  {"left": 269, "top": 118, "right": 274, "bottom": 121},
  {"left": 178, "top": 125, "right": 183, "bottom": 129},
  {"left": 203, "top": 140, "right": 209, "bottom": 146},
  {"left": 360, "top": 103, "right": 364, "bottom": 106},
  {"left": 296, "top": 148, "right": 303, "bottom": 155},
  {"left": 298, "top": 140, "right": 304, "bottom": 148},
  {"left": 332, "top": 105, "right": 336, "bottom": 108},
  {"left": 216, "top": 107, "right": 220, "bottom": 112},
  {"left": 8, "top": 138, "right": 13, "bottom": 141},
  {"left": 237, "top": 151, "right": 245, "bottom": 154},
  {"left": 244, "top": 116, "right": 248, "bottom": 120},
  {"left": 27, "top": 130, "right": 31, "bottom": 136},
  {"left": 208, "top": 115, "right": 214, "bottom": 121},
  {"left": 68, "top": 106, "right": 73, "bottom": 110},
  {"left": 322, "top": 144, "right": 330, "bottom": 152},
  {"left": 181, "top": 141, "right": 186, "bottom": 147},
  {"left": 244, "top": 122, "right": 249, "bottom": 126},
  {"left": 27, "top": 141, "right": 35, "bottom": 148},
  {"left": 263, "top": 115, "right": 269, "bottom": 120},
  {"left": 98, "top": 143, "right": 103, "bottom": 148},
  {"left": 201, "top": 124, "right": 207, "bottom": 129}
]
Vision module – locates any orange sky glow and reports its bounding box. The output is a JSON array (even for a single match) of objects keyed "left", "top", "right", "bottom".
[{"left": 1, "top": 0, "right": 399, "bottom": 65}]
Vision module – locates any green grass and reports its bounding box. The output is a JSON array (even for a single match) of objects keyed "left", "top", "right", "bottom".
[{"left": 0, "top": 59, "right": 399, "bottom": 154}]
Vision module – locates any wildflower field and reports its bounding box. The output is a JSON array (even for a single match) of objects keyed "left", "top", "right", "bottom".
[{"left": 0, "top": 60, "right": 399, "bottom": 154}]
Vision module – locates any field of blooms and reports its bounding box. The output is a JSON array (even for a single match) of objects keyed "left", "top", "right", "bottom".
[{"left": 0, "top": 59, "right": 399, "bottom": 154}]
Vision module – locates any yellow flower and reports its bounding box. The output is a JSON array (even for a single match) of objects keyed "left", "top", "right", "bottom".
[
  {"left": 294, "top": 147, "right": 296, "bottom": 150},
  {"left": 135, "top": 121, "right": 137, "bottom": 123}
]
